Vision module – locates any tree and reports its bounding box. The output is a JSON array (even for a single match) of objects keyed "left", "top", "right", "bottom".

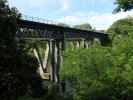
[
  {"left": 60, "top": 17, "right": 133, "bottom": 100},
  {"left": 73, "top": 23, "right": 92, "bottom": 31},
  {"left": 0, "top": 0, "right": 45, "bottom": 99},
  {"left": 61, "top": 36, "right": 133, "bottom": 100},
  {"left": 58, "top": 23, "right": 70, "bottom": 27},
  {"left": 107, "top": 17, "right": 133, "bottom": 40},
  {"left": 114, "top": 0, "right": 133, "bottom": 13}
]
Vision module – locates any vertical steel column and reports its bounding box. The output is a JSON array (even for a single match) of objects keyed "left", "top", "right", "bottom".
[
  {"left": 55, "top": 41, "right": 61, "bottom": 83},
  {"left": 84, "top": 40, "right": 91, "bottom": 48},
  {"left": 49, "top": 40, "right": 55, "bottom": 82},
  {"left": 76, "top": 41, "right": 80, "bottom": 48},
  {"left": 49, "top": 40, "right": 61, "bottom": 83}
]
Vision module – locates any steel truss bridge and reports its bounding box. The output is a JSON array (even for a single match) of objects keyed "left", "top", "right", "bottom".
[{"left": 16, "top": 16, "right": 110, "bottom": 83}]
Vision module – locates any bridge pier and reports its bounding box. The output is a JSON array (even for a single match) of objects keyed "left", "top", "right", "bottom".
[
  {"left": 76, "top": 41, "right": 80, "bottom": 48},
  {"left": 84, "top": 40, "right": 91, "bottom": 48},
  {"left": 49, "top": 40, "right": 62, "bottom": 83},
  {"left": 55, "top": 41, "right": 61, "bottom": 82}
]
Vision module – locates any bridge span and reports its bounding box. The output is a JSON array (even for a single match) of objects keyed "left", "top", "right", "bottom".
[{"left": 16, "top": 17, "right": 110, "bottom": 82}]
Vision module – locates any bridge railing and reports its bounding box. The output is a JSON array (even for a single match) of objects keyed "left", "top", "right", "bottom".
[{"left": 22, "top": 15, "right": 63, "bottom": 26}]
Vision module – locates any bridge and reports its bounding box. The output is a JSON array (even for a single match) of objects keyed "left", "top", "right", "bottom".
[{"left": 16, "top": 16, "right": 110, "bottom": 83}]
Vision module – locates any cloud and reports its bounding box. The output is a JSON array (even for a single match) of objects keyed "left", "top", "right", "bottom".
[
  {"left": 28, "top": 0, "right": 47, "bottom": 8},
  {"left": 89, "top": 11, "right": 133, "bottom": 30},
  {"left": 58, "top": 11, "right": 133, "bottom": 30},
  {"left": 8, "top": 0, "right": 71, "bottom": 15},
  {"left": 52, "top": 0, "right": 71, "bottom": 15},
  {"left": 58, "top": 16, "right": 81, "bottom": 25},
  {"left": 8, "top": 0, "right": 132, "bottom": 30},
  {"left": 8, "top": 0, "right": 49, "bottom": 11},
  {"left": 28, "top": 0, "right": 71, "bottom": 11},
  {"left": 59, "top": 0, "right": 70, "bottom": 11}
]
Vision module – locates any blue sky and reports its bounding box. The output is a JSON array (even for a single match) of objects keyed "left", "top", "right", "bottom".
[{"left": 8, "top": 0, "right": 133, "bottom": 30}]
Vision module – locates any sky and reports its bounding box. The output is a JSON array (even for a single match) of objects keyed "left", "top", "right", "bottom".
[{"left": 8, "top": 0, "right": 133, "bottom": 30}]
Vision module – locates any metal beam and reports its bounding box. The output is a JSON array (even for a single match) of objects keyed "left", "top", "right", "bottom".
[{"left": 17, "top": 19, "right": 110, "bottom": 45}]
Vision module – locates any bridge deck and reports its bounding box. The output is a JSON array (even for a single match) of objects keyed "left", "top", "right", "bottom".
[{"left": 17, "top": 19, "right": 110, "bottom": 45}]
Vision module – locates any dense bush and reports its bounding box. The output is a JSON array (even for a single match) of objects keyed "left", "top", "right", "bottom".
[{"left": 60, "top": 17, "right": 133, "bottom": 100}]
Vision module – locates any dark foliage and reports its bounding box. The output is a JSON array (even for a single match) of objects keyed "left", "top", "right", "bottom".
[
  {"left": 114, "top": 0, "right": 133, "bottom": 13},
  {"left": 0, "top": 0, "right": 45, "bottom": 99}
]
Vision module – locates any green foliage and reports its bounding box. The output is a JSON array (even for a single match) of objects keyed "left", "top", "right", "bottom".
[
  {"left": 61, "top": 40, "right": 133, "bottom": 100},
  {"left": 58, "top": 23, "right": 70, "bottom": 27},
  {"left": 61, "top": 44, "right": 112, "bottom": 100},
  {"left": 107, "top": 17, "right": 133, "bottom": 40},
  {"left": 114, "top": 0, "right": 133, "bottom": 12},
  {"left": 73, "top": 23, "right": 92, "bottom": 31},
  {"left": 60, "top": 17, "right": 133, "bottom": 100},
  {"left": 1, "top": 0, "right": 133, "bottom": 100}
]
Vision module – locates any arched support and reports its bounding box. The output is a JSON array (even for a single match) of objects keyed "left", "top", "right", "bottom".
[
  {"left": 43, "top": 43, "right": 49, "bottom": 70},
  {"left": 40, "top": 43, "right": 50, "bottom": 79},
  {"left": 33, "top": 47, "right": 45, "bottom": 77}
]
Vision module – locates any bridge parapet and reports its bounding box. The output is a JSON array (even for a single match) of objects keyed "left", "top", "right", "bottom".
[{"left": 22, "top": 15, "right": 62, "bottom": 26}]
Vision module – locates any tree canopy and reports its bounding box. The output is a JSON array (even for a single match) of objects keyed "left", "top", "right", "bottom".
[
  {"left": 73, "top": 23, "right": 92, "bottom": 31},
  {"left": 60, "top": 16, "right": 133, "bottom": 100},
  {"left": 0, "top": 0, "right": 45, "bottom": 99},
  {"left": 114, "top": 0, "right": 133, "bottom": 13},
  {"left": 107, "top": 17, "right": 133, "bottom": 40}
]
